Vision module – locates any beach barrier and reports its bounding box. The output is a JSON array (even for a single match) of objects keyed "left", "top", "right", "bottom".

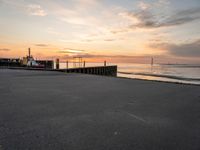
[
  {"left": 59, "top": 65, "right": 117, "bottom": 77},
  {"left": 5, "top": 65, "right": 117, "bottom": 77}
]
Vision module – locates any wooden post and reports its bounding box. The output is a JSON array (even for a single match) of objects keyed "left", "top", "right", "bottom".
[
  {"left": 66, "top": 61, "right": 68, "bottom": 69},
  {"left": 45, "top": 60, "right": 47, "bottom": 69},
  {"left": 83, "top": 61, "right": 86, "bottom": 68},
  {"left": 56, "top": 59, "right": 59, "bottom": 69},
  {"left": 104, "top": 61, "right": 107, "bottom": 67},
  {"left": 151, "top": 57, "right": 154, "bottom": 66}
]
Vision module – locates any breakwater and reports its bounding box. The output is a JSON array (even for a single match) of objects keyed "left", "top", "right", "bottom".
[
  {"left": 5, "top": 65, "right": 117, "bottom": 77},
  {"left": 59, "top": 66, "right": 117, "bottom": 76}
]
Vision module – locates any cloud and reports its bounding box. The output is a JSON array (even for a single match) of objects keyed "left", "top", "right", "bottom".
[
  {"left": 49, "top": 0, "right": 101, "bottom": 27},
  {"left": 0, "top": 0, "right": 47, "bottom": 16},
  {"left": 35, "top": 44, "right": 48, "bottom": 47},
  {"left": 110, "top": 28, "right": 130, "bottom": 34},
  {"left": 59, "top": 48, "right": 85, "bottom": 55},
  {"left": 124, "top": 7, "right": 200, "bottom": 29},
  {"left": 137, "top": 1, "right": 151, "bottom": 10},
  {"left": 58, "top": 53, "right": 154, "bottom": 64},
  {"left": 46, "top": 27, "right": 64, "bottom": 36},
  {"left": 27, "top": 4, "right": 47, "bottom": 16},
  {"left": 150, "top": 39, "right": 200, "bottom": 57},
  {"left": 58, "top": 48, "right": 150, "bottom": 59},
  {"left": 103, "top": 39, "right": 116, "bottom": 42},
  {"left": 0, "top": 48, "right": 11, "bottom": 51},
  {"left": 116, "top": 0, "right": 200, "bottom": 32},
  {"left": 161, "top": 7, "right": 200, "bottom": 27},
  {"left": 155, "top": 0, "right": 170, "bottom": 7}
]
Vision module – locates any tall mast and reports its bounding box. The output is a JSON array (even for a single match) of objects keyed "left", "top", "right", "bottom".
[{"left": 28, "top": 48, "right": 31, "bottom": 58}]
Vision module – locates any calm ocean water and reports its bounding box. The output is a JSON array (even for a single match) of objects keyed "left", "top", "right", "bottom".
[{"left": 58, "top": 62, "right": 200, "bottom": 85}]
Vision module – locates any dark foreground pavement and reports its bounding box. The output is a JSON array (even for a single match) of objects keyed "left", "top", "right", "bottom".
[{"left": 0, "top": 69, "right": 200, "bottom": 150}]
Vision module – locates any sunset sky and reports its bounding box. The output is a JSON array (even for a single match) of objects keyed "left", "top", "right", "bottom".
[{"left": 0, "top": 0, "right": 200, "bottom": 63}]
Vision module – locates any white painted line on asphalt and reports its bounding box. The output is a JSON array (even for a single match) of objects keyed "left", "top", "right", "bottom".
[{"left": 126, "top": 112, "right": 147, "bottom": 123}]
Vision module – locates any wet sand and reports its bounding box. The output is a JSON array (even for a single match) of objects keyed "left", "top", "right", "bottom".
[{"left": 0, "top": 69, "right": 200, "bottom": 150}]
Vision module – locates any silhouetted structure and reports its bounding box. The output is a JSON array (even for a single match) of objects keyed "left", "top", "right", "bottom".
[
  {"left": 73, "top": 57, "right": 83, "bottom": 68},
  {"left": 0, "top": 48, "right": 54, "bottom": 69},
  {"left": 0, "top": 58, "right": 21, "bottom": 67}
]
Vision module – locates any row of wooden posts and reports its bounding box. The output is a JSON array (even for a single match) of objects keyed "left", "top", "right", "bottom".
[
  {"left": 55, "top": 59, "right": 107, "bottom": 70},
  {"left": 61, "top": 65, "right": 117, "bottom": 77}
]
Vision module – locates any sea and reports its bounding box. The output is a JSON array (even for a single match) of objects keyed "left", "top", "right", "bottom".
[{"left": 57, "top": 62, "right": 200, "bottom": 85}]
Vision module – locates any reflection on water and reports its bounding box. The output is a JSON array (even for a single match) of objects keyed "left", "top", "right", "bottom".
[
  {"left": 58, "top": 62, "right": 200, "bottom": 85},
  {"left": 117, "top": 63, "right": 200, "bottom": 85}
]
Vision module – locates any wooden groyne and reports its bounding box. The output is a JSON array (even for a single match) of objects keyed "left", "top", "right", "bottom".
[
  {"left": 58, "top": 66, "right": 117, "bottom": 77},
  {"left": 4, "top": 66, "right": 118, "bottom": 77}
]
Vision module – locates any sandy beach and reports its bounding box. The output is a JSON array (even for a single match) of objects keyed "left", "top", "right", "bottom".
[{"left": 0, "top": 69, "right": 200, "bottom": 150}]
